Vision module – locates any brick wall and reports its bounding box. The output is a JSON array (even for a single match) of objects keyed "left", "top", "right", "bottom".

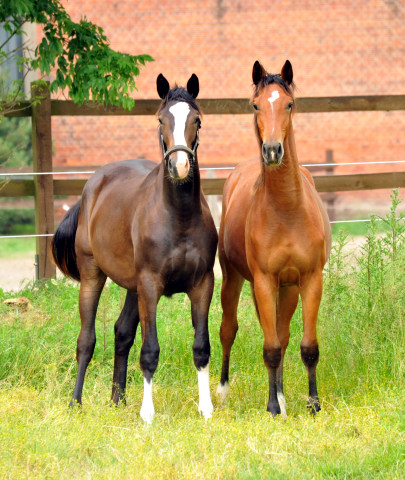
[{"left": 48, "top": 0, "right": 404, "bottom": 216}]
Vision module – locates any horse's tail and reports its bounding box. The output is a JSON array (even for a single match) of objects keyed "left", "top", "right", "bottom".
[{"left": 51, "top": 201, "right": 81, "bottom": 282}]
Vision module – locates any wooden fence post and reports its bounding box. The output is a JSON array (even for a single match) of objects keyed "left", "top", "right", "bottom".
[{"left": 31, "top": 81, "right": 55, "bottom": 279}]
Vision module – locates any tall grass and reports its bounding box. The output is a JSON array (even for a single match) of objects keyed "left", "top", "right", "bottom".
[{"left": 0, "top": 191, "right": 403, "bottom": 479}]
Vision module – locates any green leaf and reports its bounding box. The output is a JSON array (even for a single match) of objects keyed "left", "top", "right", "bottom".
[{"left": 1, "top": 0, "right": 154, "bottom": 110}]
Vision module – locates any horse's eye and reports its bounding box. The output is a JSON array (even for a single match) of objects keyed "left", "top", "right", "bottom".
[
  {"left": 252, "top": 104, "right": 259, "bottom": 111},
  {"left": 195, "top": 117, "right": 201, "bottom": 127},
  {"left": 158, "top": 118, "right": 163, "bottom": 125},
  {"left": 287, "top": 102, "right": 294, "bottom": 110}
]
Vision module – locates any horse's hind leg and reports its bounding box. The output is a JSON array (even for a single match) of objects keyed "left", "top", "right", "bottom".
[
  {"left": 111, "top": 290, "right": 139, "bottom": 405},
  {"left": 188, "top": 271, "right": 215, "bottom": 420},
  {"left": 300, "top": 272, "right": 323, "bottom": 415},
  {"left": 217, "top": 264, "right": 244, "bottom": 400},
  {"left": 70, "top": 258, "right": 106, "bottom": 406},
  {"left": 276, "top": 285, "right": 299, "bottom": 418}
]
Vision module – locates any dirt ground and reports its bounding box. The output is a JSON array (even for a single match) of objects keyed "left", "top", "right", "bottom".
[{"left": 0, "top": 253, "right": 38, "bottom": 292}]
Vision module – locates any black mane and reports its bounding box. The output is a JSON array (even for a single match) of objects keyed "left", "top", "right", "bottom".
[
  {"left": 158, "top": 86, "right": 201, "bottom": 114},
  {"left": 253, "top": 74, "right": 295, "bottom": 99}
]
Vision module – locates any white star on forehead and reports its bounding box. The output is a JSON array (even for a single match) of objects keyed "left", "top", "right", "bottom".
[{"left": 268, "top": 90, "right": 280, "bottom": 104}]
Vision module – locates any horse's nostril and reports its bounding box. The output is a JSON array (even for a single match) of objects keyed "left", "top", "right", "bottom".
[{"left": 262, "top": 142, "right": 283, "bottom": 164}]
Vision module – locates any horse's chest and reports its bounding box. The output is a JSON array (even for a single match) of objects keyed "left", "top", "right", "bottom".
[
  {"left": 249, "top": 223, "right": 324, "bottom": 277},
  {"left": 162, "top": 242, "right": 207, "bottom": 295}
]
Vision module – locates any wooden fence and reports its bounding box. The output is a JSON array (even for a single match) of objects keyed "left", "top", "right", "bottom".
[{"left": 1, "top": 82, "right": 405, "bottom": 280}]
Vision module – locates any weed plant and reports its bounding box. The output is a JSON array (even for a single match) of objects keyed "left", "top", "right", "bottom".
[{"left": 0, "top": 191, "right": 403, "bottom": 479}]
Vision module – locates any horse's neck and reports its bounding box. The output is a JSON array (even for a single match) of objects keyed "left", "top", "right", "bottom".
[
  {"left": 261, "top": 125, "right": 303, "bottom": 209},
  {"left": 162, "top": 162, "right": 202, "bottom": 218}
]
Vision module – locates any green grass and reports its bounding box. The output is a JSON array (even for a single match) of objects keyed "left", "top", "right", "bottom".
[
  {"left": 0, "top": 237, "right": 35, "bottom": 258},
  {"left": 0, "top": 192, "right": 403, "bottom": 479},
  {"left": 0, "top": 273, "right": 403, "bottom": 479},
  {"left": 331, "top": 221, "right": 372, "bottom": 236}
]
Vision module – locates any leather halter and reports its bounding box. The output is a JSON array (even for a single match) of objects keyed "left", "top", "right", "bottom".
[{"left": 160, "top": 128, "right": 200, "bottom": 164}]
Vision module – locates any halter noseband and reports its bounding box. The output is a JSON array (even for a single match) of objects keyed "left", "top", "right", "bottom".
[{"left": 160, "top": 128, "right": 200, "bottom": 164}]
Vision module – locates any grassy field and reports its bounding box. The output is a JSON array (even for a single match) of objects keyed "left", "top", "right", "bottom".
[{"left": 0, "top": 193, "right": 404, "bottom": 479}]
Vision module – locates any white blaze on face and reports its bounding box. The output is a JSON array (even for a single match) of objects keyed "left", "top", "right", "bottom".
[
  {"left": 169, "top": 102, "right": 191, "bottom": 178},
  {"left": 197, "top": 364, "right": 213, "bottom": 420},
  {"left": 140, "top": 377, "right": 154, "bottom": 424},
  {"left": 268, "top": 89, "right": 280, "bottom": 138}
]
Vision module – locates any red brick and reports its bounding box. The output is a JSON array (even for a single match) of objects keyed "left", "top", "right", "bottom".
[{"left": 37, "top": 0, "right": 404, "bottom": 215}]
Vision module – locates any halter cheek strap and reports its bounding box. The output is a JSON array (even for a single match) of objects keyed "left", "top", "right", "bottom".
[{"left": 160, "top": 129, "right": 200, "bottom": 164}]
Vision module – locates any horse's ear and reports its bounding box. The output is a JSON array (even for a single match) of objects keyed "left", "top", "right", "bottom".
[
  {"left": 157, "top": 74, "right": 170, "bottom": 99},
  {"left": 281, "top": 60, "right": 293, "bottom": 85},
  {"left": 187, "top": 74, "right": 199, "bottom": 99},
  {"left": 252, "top": 61, "right": 266, "bottom": 86}
]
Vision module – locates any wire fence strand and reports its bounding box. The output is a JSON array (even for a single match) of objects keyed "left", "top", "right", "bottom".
[
  {"left": 1, "top": 160, "right": 405, "bottom": 176},
  {"left": 1, "top": 217, "right": 403, "bottom": 240}
]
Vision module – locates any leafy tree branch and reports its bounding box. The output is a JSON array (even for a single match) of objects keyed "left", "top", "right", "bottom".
[{"left": 0, "top": 0, "right": 153, "bottom": 110}]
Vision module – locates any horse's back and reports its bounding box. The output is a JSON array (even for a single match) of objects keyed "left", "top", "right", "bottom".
[
  {"left": 82, "top": 158, "right": 158, "bottom": 205},
  {"left": 75, "top": 159, "right": 160, "bottom": 284},
  {"left": 86, "top": 159, "right": 158, "bottom": 190}
]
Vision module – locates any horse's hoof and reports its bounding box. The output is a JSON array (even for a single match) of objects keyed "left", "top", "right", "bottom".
[
  {"left": 199, "top": 399, "right": 214, "bottom": 420},
  {"left": 111, "top": 393, "right": 126, "bottom": 406},
  {"left": 216, "top": 382, "right": 230, "bottom": 402},
  {"left": 307, "top": 398, "right": 321, "bottom": 415},
  {"left": 68, "top": 398, "right": 82, "bottom": 409},
  {"left": 110, "top": 398, "right": 125, "bottom": 408},
  {"left": 140, "top": 404, "right": 155, "bottom": 424},
  {"left": 267, "top": 401, "right": 281, "bottom": 417}
]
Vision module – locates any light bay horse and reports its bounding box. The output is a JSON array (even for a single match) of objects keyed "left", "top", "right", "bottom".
[{"left": 217, "top": 60, "right": 331, "bottom": 417}]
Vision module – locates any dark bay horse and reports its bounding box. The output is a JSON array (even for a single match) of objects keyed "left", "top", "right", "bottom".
[
  {"left": 217, "top": 60, "right": 331, "bottom": 417},
  {"left": 52, "top": 73, "right": 218, "bottom": 423}
]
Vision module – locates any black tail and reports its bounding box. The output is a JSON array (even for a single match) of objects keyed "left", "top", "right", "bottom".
[{"left": 51, "top": 201, "right": 81, "bottom": 281}]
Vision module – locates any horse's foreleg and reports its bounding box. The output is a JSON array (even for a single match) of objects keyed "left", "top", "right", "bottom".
[
  {"left": 253, "top": 275, "right": 280, "bottom": 416},
  {"left": 276, "top": 285, "right": 299, "bottom": 419},
  {"left": 70, "top": 265, "right": 106, "bottom": 407},
  {"left": 188, "top": 271, "right": 215, "bottom": 420},
  {"left": 217, "top": 266, "right": 243, "bottom": 401},
  {"left": 299, "top": 272, "right": 323, "bottom": 415},
  {"left": 111, "top": 290, "right": 139, "bottom": 405},
  {"left": 137, "top": 277, "right": 161, "bottom": 424}
]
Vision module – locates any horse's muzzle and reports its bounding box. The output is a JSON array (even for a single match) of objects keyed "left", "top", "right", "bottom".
[
  {"left": 167, "top": 151, "right": 190, "bottom": 180},
  {"left": 262, "top": 141, "right": 284, "bottom": 166},
  {"left": 164, "top": 145, "right": 195, "bottom": 180}
]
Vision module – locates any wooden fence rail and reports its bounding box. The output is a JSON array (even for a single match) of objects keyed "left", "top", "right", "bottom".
[
  {"left": 1, "top": 82, "right": 404, "bottom": 280},
  {"left": 2, "top": 172, "right": 405, "bottom": 197},
  {"left": 5, "top": 94, "right": 405, "bottom": 117}
]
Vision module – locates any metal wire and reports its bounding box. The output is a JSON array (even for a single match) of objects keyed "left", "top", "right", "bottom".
[
  {"left": 0, "top": 160, "right": 405, "bottom": 176},
  {"left": 1, "top": 161, "right": 403, "bottom": 240},
  {"left": 1, "top": 217, "right": 403, "bottom": 240}
]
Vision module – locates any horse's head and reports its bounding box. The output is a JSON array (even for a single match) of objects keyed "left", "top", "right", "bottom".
[
  {"left": 156, "top": 73, "right": 201, "bottom": 182},
  {"left": 251, "top": 60, "right": 295, "bottom": 166}
]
